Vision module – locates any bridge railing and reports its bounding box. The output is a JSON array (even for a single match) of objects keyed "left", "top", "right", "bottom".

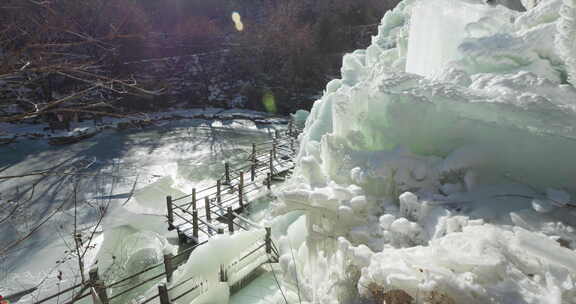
[
  {"left": 25, "top": 239, "right": 207, "bottom": 304},
  {"left": 27, "top": 228, "right": 276, "bottom": 304},
  {"left": 168, "top": 125, "right": 299, "bottom": 207},
  {"left": 166, "top": 124, "right": 301, "bottom": 242},
  {"left": 137, "top": 228, "right": 278, "bottom": 304}
]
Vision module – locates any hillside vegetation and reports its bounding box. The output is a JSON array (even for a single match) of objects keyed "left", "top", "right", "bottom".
[{"left": 0, "top": 0, "right": 400, "bottom": 123}]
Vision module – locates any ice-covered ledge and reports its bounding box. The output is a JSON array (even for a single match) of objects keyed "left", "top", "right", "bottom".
[
  {"left": 274, "top": 0, "right": 576, "bottom": 303},
  {"left": 406, "top": 0, "right": 503, "bottom": 78}
]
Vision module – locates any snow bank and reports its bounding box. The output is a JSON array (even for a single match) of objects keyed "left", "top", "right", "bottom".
[
  {"left": 91, "top": 226, "right": 173, "bottom": 303},
  {"left": 276, "top": 0, "right": 576, "bottom": 303}
]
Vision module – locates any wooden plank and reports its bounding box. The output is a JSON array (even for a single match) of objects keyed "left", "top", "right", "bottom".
[
  {"left": 227, "top": 207, "right": 234, "bottom": 234},
  {"left": 89, "top": 268, "right": 109, "bottom": 304},
  {"left": 216, "top": 180, "right": 221, "bottom": 205},
  {"left": 164, "top": 254, "right": 174, "bottom": 283}
]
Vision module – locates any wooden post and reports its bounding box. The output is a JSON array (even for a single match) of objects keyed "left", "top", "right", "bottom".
[
  {"left": 265, "top": 227, "right": 272, "bottom": 254},
  {"left": 251, "top": 143, "right": 256, "bottom": 162},
  {"left": 205, "top": 197, "right": 211, "bottom": 222},
  {"left": 89, "top": 267, "right": 99, "bottom": 282},
  {"left": 227, "top": 207, "right": 234, "bottom": 234},
  {"left": 192, "top": 210, "right": 199, "bottom": 240},
  {"left": 275, "top": 129, "right": 279, "bottom": 139},
  {"left": 238, "top": 172, "right": 244, "bottom": 210},
  {"left": 272, "top": 139, "right": 277, "bottom": 159},
  {"left": 177, "top": 228, "right": 187, "bottom": 245},
  {"left": 74, "top": 234, "right": 83, "bottom": 256},
  {"left": 89, "top": 268, "right": 109, "bottom": 304},
  {"left": 269, "top": 151, "right": 273, "bottom": 176},
  {"left": 158, "top": 283, "right": 171, "bottom": 304},
  {"left": 219, "top": 265, "right": 227, "bottom": 282},
  {"left": 216, "top": 180, "right": 221, "bottom": 205},
  {"left": 290, "top": 138, "right": 295, "bottom": 153},
  {"left": 224, "top": 162, "right": 230, "bottom": 185},
  {"left": 266, "top": 173, "right": 271, "bottom": 190},
  {"left": 251, "top": 163, "right": 256, "bottom": 182},
  {"left": 191, "top": 188, "right": 196, "bottom": 210},
  {"left": 164, "top": 254, "right": 174, "bottom": 283},
  {"left": 166, "top": 196, "right": 174, "bottom": 230}
]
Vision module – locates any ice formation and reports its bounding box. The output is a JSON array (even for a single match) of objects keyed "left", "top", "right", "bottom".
[{"left": 276, "top": 0, "right": 576, "bottom": 303}]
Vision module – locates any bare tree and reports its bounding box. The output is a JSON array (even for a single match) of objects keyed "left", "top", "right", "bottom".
[{"left": 0, "top": 0, "right": 162, "bottom": 125}]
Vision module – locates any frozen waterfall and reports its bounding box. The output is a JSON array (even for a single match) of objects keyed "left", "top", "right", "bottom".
[{"left": 275, "top": 0, "right": 576, "bottom": 303}]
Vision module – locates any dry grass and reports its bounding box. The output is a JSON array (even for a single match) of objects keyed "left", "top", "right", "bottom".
[
  {"left": 425, "top": 291, "right": 456, "bottom": 304},
  {"left": 368, "top": 283, "right": 414, "bottom": 304},
  {"left": 367, "top": 283, "right": 456, "bottom": 304}
]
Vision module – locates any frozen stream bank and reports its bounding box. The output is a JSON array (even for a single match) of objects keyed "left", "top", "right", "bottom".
[{"left": 0, "top": 114, "right": 298, "bottom": 303}]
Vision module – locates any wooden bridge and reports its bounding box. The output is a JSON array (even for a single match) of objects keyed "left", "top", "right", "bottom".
[
  {"left": 167, "top": 125, "right": 299, "bottom": 245},
  {"left": 17, "top": 121, "right": 300, "bottom": 304}
]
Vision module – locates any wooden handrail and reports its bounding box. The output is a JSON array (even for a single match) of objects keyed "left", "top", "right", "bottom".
[
  {"left": 106, "top": 263, "right": 164, "bottom": 288},
  {"left": 107, "top": 272, "right": 165, "bottom": 301},
  {"left": 33, "top": 283, "right": 83, "bottom": 304}
]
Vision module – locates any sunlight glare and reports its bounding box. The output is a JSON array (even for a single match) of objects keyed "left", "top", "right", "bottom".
[{"left": 231, "top": 12, "right": 244, "bottom": 31}]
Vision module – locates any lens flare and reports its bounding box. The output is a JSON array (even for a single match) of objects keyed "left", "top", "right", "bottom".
[
  {"left": 262, "top": 91, "right": 277, "bottom": 114},
  {"left": 231, "top": 12, "right": 244, "bottom": 32}
]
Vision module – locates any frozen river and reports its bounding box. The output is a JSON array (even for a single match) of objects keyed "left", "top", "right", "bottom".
[{"left": 0, "top": 118, "right": 291, "bottom": 303}]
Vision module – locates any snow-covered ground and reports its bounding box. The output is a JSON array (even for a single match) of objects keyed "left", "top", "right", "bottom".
[
  {"left": 273, "top": 0, "right": 576, "bottom": 303},
  {"left": 0, "top": 114, "right": 288, "bottom": 303},
  {"left": 0, "top": 107, "right": 287, "bottom": 143}
]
